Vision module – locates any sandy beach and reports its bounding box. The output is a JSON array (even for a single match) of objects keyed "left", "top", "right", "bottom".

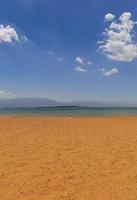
[{"left": 0, "top": 116, "right": 137, "bottom": 199}]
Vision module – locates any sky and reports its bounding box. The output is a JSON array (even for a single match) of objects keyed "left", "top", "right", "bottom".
[{"left": 0, "top": 0, "right": 137, "bottom": 103}]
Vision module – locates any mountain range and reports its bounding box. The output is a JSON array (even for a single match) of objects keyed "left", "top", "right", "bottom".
[{"left": 0, "top": 97, "right": 135, "bottom": 107}]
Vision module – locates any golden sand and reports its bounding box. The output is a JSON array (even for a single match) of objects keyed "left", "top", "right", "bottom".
[{"left": 0, "top": 116, "right": 137, "bottom": 199}]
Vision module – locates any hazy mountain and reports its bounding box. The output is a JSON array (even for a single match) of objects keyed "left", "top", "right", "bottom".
[
  {"left": 0, "top": 97, "right": 61, "bottom": 107},
  {"left": 0, "top": 97, "right": 135, "bottom": 107},
  {"left": 67, "top": 100, "right": 135, "bottom": 107}
]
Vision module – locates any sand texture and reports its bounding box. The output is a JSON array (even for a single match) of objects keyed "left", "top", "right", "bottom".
[{"left": 0, "top": 117, "right": 137, "bottom": 199}]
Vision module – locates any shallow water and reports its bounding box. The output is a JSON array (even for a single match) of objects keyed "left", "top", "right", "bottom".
[{"left": 0, "top": 106, "right": 137, "bottom": 116}]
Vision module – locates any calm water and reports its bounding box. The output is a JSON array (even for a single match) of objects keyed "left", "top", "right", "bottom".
[{"left": 0, "top": 106, "right": 137, "bottom": 116}]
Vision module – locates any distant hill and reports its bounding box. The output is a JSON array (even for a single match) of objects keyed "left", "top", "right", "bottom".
[
  {"left": 67, "top": 100, "right": 134, "bottom": 107},
  {"left": 0, "top": 97, "right": 135, "bottom": 107},
  {"left": 0, "top": 97, "right": 61, "bottom": 107}
]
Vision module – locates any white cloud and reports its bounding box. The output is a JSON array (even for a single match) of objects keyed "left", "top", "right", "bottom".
[
  {"left": 97, "top": 41, "right": 104, "bottom": 44},
  {"left": 102, "top": 68, "right": 119, "bottom": 76},
  {"left": 74, "top": 66, "right": 87, "bottom": 72},
  {"left": 45, "top": 51, "right": 63, "bottom": 61},
  {"left": 0, "top": 25, "right": 20, "bottom": 43},
  {"left": 99, "top": 12, "right": 137, "bottom": 62},
  {"left": 98, "top": 68, "right": 105, "bottom": 72},
  {"left": 105, "top": 13, "right": 115, "bottom": 21},
  {"left": 75, "top": 57, "right": 84, "bottom": 65},
  {"left": 87, "top": 61, "right": 92, "bottom": 65},
  {"left": 21, "top": 35, "right": 28, "bottom": 42},
  {"left": 0, "top": 90, "right": 15, "bottom": 98},
  {"left": 45, "top": 50, "right": 55, "bottom": 56}
]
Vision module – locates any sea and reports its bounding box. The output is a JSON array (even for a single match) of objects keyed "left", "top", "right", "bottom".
[{"left": 0, "top": 106, "right": 137, "bottom": 117}]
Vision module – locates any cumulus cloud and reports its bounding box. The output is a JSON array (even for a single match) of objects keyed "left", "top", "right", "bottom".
[
  {"left": 105, "top": 13, "right": 115, "bottom": 21},
  {"left": 0, "top": 25, "right": 20, "bottom": 43},
  {"left": 74, "top": 66, "right": 87, "bottom": 72},
  {"left": 75, "top": 57, "right": 84, "bottom": 65},
  {"left": 0, "top": 90, "right": 15, "bottom": 98},
  {"left": 99, "top": 12, "right": 137, "bottom": 62},
  {"left": 102, "top": 68, "right": 119, "bottom": 76}
]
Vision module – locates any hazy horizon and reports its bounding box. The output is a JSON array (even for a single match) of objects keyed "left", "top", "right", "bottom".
[{"left": 0, "top": 96, "right": 136, "bottom": 107}]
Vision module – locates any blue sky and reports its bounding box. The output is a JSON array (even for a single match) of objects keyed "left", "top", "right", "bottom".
[{"left": 0, "top": 0, "right": 137, "bottom": 103}]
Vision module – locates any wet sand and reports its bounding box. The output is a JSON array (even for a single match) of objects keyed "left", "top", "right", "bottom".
[{"left": 0, "top": 116, "right": 137, "bottom": 199}]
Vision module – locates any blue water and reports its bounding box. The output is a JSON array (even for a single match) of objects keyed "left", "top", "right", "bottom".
[{"left": 0, "top": 106, "right": 137, "bottom": 116}]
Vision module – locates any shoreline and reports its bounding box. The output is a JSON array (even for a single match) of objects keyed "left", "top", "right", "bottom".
[{"left": 0, "top": 114, "right": 137, "bottom": 118}]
